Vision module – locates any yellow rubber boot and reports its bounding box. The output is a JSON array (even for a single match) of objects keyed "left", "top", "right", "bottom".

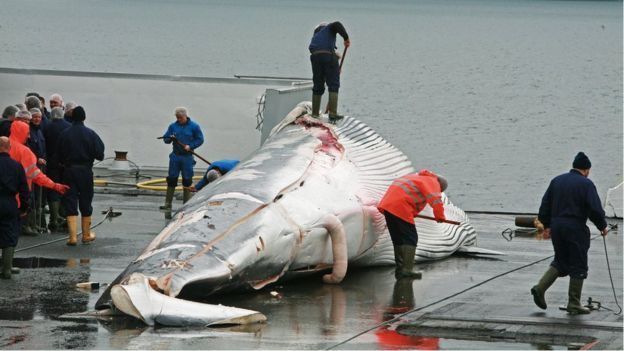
[
  {"left": 66, "top": 216, "right": 78, "bottom": 246},
  {"left": 81, "top": 216, "right": 96, "bottom": 244}
]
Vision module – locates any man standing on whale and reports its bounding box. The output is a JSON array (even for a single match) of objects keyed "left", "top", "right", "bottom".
[{"left": 308, "top": 21, "right": 350, "bottom": 121}]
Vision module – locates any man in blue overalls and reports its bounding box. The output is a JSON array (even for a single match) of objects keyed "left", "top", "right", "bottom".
[
  {"left": 160, "top": 107, "right": 204, "bottom": 211},
  {"left": 188, "top": 159, "right": 239, "bottom": 193},
  {"left": 308, "top": 21, "right": 350, "bottom": 120},
  {"left": 531, "top": 152, "right": 608, "bottom": 314}
]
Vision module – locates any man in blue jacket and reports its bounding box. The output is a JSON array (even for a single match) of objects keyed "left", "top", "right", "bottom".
[
  {"left": 308, "top": 21, "right": 350, "bottom": 120},
  {"left": 188, "top": 159, "right": 239, "bottom": 193},
  {"left": 44, "top": 107, "right": 71, "bottom": 231},
  {"left": 27, "top": 108, "right": 48, "bottom": 234},
  {"left": 160, "top": 107, "right": 204, "bottom": 212},
  {"left": 57, "top": 106, "right": 105, "bottom": 246},
  {"left": 531, "top": 152, "right": 608, "bottom": 314}
]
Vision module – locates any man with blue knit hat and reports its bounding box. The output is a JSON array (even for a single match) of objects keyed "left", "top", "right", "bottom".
[
  {"left": 57, "top": 106, "right": 105, "bottom": 245},
  {"left": 531, "top": 152, "right": 608, "bottom": 314}
]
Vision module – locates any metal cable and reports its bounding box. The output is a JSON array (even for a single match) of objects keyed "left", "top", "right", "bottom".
[
  {"left": 602, "top": 235, "right": 622, "bottom": 315},
  {"left": 326, "top": 231, "right": 619, "bottom": 350}
]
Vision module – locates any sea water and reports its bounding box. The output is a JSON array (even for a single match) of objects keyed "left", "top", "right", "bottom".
[{"left": 0, "top": 0, "right": 621, "bottom": 212}]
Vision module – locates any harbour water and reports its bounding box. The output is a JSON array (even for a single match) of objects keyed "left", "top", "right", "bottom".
[
  {"left": 0, "top": 2, "right": 622, "bottom": 349},
  {"left": 1, "top": 0, "right": 621, "bottom": 213}
]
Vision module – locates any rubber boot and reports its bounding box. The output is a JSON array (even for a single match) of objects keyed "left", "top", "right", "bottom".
[
  {"left": 393, "top": 245, "right": 404, "bottom": 279},
  {"left": 311, "top": 94, "right": 322, "bottom": 118},
  {"left": 38, "top": 202, "right": 48, "bottom": 234},
  {"left": 66, "top": 216, "right": 78, "bottom": 246},
  {"left": 566, "top": 278, "right": 590, "bottom": 314},
  {"left": 183, "top": 188, "right": 192, "bottom": 204},
  {"left": 22, "top": 211, "right": 39, "bottom": 236},
  {"left": 48, "top": 201, "right": 61, "bottom": 232},
  {"left": 35, "top": 203, "right": 47, "bottom": 234},
  {"left": 327, "top": 92, "right": 343, "bottom": 122},
  {"left": 530, "top": 266, "right": 559, "bottom": 310},
  {"left": 2, "top": 247, "right": 14, "bottom": 279},
  {"left": 396, "top": 245, "right": 422, "bottom": 279},
  {"left": 81, "top": 216, "right": 96, "bottom": 244},
  {"left": 159, "top": 186, "right": 175, "bottom": 210}
]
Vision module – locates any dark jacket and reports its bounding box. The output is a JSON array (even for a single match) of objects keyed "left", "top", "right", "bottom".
[
  {"left": 538, "top": 169, "right": 607, "bottom": 231},
  {"left": 27, "top": 123, "right": 46, "bottom": 160},
  {"left": 56, "top": 121, "right": 105, "bottom": 167},
  {"left": 309, "top": 21, "right": 349, "bottom": 53},
  {"left": 0, "top": 152, "right": 29, "bottom": 247},
  {"left": 44, "top": 118, "right": 71, "bottom": 169},
  {"left": 0, "top": 119, "right": 12, "bottom": 137}
]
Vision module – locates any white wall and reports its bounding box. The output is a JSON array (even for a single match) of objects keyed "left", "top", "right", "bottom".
[{"left": 0, "top": 69, "right": 310, "bottom": 169}]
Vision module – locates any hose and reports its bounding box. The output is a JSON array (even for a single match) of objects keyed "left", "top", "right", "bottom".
[
  {"left": 600, "top": 234, "right": 622, "bottom": 315},
  {"left": 135, "top": 176, "right": 202, "bottom": 191}
]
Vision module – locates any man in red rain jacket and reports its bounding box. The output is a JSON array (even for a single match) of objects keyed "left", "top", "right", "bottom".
[
  {"left": 8, "top": 121, "right": 69, "bottom": 235},
  {"left": 378, "top": 169, "right": 447, "bottom": 279}
]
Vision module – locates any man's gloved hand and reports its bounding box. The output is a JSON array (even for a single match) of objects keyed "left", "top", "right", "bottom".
[
  {"left": 433, "top": 207, "right": 446, "bottom": 223},
  {"left": 53, "top": 183, "right": 70, "bottom": 195}
]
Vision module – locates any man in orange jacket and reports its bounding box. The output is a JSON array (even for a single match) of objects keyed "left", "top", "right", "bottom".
[
  {"left": 378, "top": 169, "right": 448, "bottom": 279},
  {"left": 8, "top": 121, "right": 69, "bottom": 235}
]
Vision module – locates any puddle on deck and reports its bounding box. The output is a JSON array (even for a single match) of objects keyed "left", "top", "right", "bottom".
[{"left": 11, "top": 257, "right": 91, "bottom": 269}]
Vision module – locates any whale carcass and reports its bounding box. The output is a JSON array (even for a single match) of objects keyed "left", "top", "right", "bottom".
[{"left": 95, "top": 103, "right": 498, "bottom": 326}]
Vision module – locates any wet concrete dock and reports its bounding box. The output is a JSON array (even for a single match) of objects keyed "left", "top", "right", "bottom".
[{"left": 1, "top": 191, "right": 621, "bottom": 349}]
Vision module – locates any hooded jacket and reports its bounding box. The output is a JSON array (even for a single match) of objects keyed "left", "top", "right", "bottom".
[
  {"left": 378, "top": 169, "right": 446, "bottom": 224},
  {"left": 8, "top": 121, "right": 57, "bottom": 190}
]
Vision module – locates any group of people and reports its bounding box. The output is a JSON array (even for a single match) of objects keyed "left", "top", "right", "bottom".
[{"left": 0, "top": 93, "right": 104, "bottom": 279}]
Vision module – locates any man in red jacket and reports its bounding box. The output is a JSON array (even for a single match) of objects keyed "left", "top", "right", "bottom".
[
  {"left": 8, "top": 121, "right": 69, "bottom": 235},
  {"left": 378, "top": 169, "right": 447, "bottom": 279}
]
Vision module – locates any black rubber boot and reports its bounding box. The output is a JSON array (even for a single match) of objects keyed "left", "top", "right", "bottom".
[
  {"left": 48, "top": 201, "right": 61, "bottom": 232},
  {"left": 22, "top": 212, "right": 39, "bottom": 236},
  {"left": 531, "top": 266, "right": 559, "bottom": 309},
  {"left": 567, "top": 278, "right": 590, "bottom": 314},
  {"left": 312, "top": 94, "right": 322, "bottom": 118},
  {"left": 159, "top": 186, "right": 175, "bottom": 210},
  {"left": 183, "top": 188, "right": 192, "bottom": 204},
  {"left": 1, "top": 247, "right": 15, "bottom": 279},
  {"left": 393, "top": 245, "right": 403, "bottom": 279},
  {"left": 396, "top": 245, "right": 422, "bottom": 279},
  {"left": 327, "top": 92, "right": 344, "bottom": 122}
]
